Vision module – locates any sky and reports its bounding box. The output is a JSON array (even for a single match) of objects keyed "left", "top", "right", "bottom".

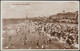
[{"left": 1, "top": 1, "right": 79, "bottom": 19}]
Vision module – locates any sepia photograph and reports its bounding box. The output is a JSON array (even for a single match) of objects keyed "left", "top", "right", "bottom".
[{"left": 1, "top": 1, "right": 79, "bottom": 49}]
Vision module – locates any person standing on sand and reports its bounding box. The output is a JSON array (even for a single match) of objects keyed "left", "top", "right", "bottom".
[{"left": 36, "top": 39, "right": 39, "bottom": 48}]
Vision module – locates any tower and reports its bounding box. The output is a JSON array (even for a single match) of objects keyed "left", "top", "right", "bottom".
[{"left": 26, "top": 14, "right": 27, "bottom": 18}]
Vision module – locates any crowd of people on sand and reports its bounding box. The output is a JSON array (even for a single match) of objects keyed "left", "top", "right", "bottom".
[{"left": 3, "top": 20, "right": 78, "bottom": 49}]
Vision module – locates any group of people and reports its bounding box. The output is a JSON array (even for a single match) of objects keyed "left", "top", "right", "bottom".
[
  {"left": 3, "top": 20, "right": 78, "bottom": 49},
  {"left": 33, "top": 21, "right": 78, "bottom": 49}
]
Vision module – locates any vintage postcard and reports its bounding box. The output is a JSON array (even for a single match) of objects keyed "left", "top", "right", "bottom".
[{"left": 1, "top": 1, "right": 79, "bottom": 49}]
